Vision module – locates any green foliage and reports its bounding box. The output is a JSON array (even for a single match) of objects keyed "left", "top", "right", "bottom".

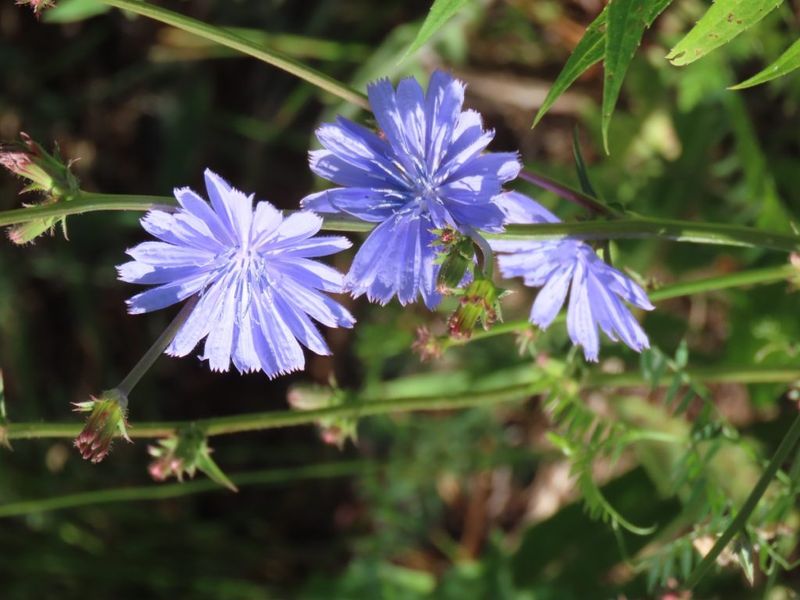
[
  {"left": 42, "top": 0, "right": 108, "bottom": 23},
  {"left": 401, "top": 0, "right": 471, "bottom": 62},
  {"left": 667, "top": 0, "right": 785, "bottom": 66},
  {"left": 731, "top": 37, "right": 800, "bottom": 89}
]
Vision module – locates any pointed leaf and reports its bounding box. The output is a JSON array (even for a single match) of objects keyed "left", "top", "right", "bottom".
[
  {"left": 532, "top": 8, "right": 606, "bottom": 128},
  {"left": 602, "top": 0, "right": 649, "bottom": 153},
  {"left": 731, "top": 37, "right": 800, "bottom": 89},
  {"left": 533, "top": 0, "right": 672, "bottom": 129},
  {"left": 571, "top": 127, "right": 598, "bottom": 197},
  {"left": 196, "top": 448, "right": 239, "bottom": 492},
  {"left": 667, "top": 0, "right": 785, "bottom": 67},
  {"left": 400, "top": 0, "right": 470, "bottom": 62}
]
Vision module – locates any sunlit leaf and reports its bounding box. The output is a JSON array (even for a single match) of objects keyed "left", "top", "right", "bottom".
[
  {"left": 731, "top": 37, "right": 800, "bottom": 89},
  {"left": 400, "top": 0, "right": 470, "bottom": 62},
  {"left": 667, "top": 0, "right": 784, "bottom": 67},
  {"left": 532, "top": 8, "right": 606, "bottom": 128}
]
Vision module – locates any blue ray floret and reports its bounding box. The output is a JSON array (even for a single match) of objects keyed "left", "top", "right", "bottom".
[
  {"left": 118, "top": 169, "right": 355, "bottom": 377},
  {"left": 302, "top": 70, "right": 521, "bottom": 308},
  {"left": 492, "top": 192, "right": 653, "bottom": 362}
]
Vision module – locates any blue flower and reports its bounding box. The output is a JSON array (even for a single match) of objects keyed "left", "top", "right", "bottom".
[
  {"left": 118, "top": 169, "right": 355, "bottom": 377},
  {"left": 302, "top": 70, "right": 520, "bottom": 308},
  {"left": 492, "top": 192, "right": 653, "bottom": 362}
]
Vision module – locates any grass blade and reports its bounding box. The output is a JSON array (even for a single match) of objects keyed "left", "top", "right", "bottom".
[
  {"left": 400, "top": 0, "right": 470, "bottom": 62},
  {"left": 97, "top": 0, "right": 369, "bottom": 108}
]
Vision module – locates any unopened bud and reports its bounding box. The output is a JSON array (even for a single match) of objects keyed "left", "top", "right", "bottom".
[
  {"left": 447, "top": 278, "right": 502, "bottom": 340},
  {"left": 148, "top": 425, "right": 237, "bottom": 491},
  {"left": 14, "top": 0, "right": 56, "bottom": 16},
  {"left": 432, "top": 228, "right": 474, "bottom": 292},
  {"left": 72, "top": 389, "right": 131, "bottom": 463},
  {"left": 287, "top": 384, "right": 357, "bottom": 449},
  {"left": 411, "top": 326, "right": 443, "bottom": 361}
]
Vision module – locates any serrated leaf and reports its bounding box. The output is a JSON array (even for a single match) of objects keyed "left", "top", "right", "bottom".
[
  {"left": 602, "top": 0, "right": 649, "bottom": 153},
  {"left": 532, "top": 8, "right": 606, "bottom": 128},
  {"left": 667, "top": 0, "right": 784, "bottom": 67},
  {"left": 400, "top": 0, "right": 470, "bottom": 62},
  {"left": 43, "top": 0, "right": 109, "bottom": 23},
  {"left": 731, "top": 37, "right": 800, "bottom": 89}
]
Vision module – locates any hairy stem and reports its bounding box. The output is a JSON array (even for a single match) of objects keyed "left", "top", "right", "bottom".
[
  {"left": 1, "top": 191, "right": 798, "bottom": 252},
  {"left": 5, "top": 365, "right": 800, "bottom": 442}
]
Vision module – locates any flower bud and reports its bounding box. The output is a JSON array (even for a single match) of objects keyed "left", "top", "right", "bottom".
[
  {"left": 411, "top": 326, "right": 443, "bottom": 362},
  {"left": 0, "top": 133, "right": 77, "bottom": 197},
  {"left": 148, "top": 425, "right": 237, "bottom": 491},
  {"left": 72, "top": 389, "right": 131, "bottom": 463},
  {"left": 14, "top": 0, "right": 56, "bottom": 16},
  {"left": 287, "top": 384, "right": 357, "bottom": 449},
  {"left": 432, "top": 228, "right": 474, "bottom": 292},
  {"left": 447, "top": 278, "right": 503, "bottom": 340}
]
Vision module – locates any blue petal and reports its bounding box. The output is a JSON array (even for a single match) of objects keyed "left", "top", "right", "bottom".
[
  {"left": 445, "top": 152, "right": 520, "bottom": 186},
  {"left": 301, "top": 190, "right": 338, "bottom": 213},
  {"left": 424, "top": 70, "right": 465, "bottom": 172},
  {"left": 258, "top": 211, "right": 323, "bottom": 251},
  {"left": 252, "top": 292, "right": 305, "bottom": 378},
  {"left": 203, "top": 169, "right": 253, "bottom": 243},
  {"left": 200, "top": 277, "right": 237, "bottom": 372},
  {"left": 395, "top": 77, "right": 427, "bottom": 159},
  {"left": 495, "top": 191, "right": 559, "bottom": 225},
  {"left": 367, "top": 78, "right": 418, "bottom": 174},
  {"left": 530, "top": 264, "right": 574, "bottom": 329},
  {"left": 418, "top": 219, "right": 442, "bottom": 309},
  {"left": 140, "top": 210, "right": 224, "bottom": 253},
  {"left": 274, "top": 257, "right": 346, "bottom": 293},
  {"left": 126, "top": 270, "right": 212, "bottom": 314},
  {"left": 277, "top": 275, "right": 355, "bottom": 328},
  {"left": 566, "top": 262, "right": 599, "bottom": 362},
  {"left": 278, "top": 236, "right": 352, "bottom": 259},
  {"left": 325, "top": 187, "right": 406, "bottom": 222},
  {"left": 273, "top": 294, "right": 331, "bottom": 356},
  {"left": 166, "top": 273, "right": 229, "bottom": 357},
  {"left": 174, "top": 187, "right": 235, "bottom": 246},
  {"left": 127, "top": 241, "right": 215, "bottom": 268},
  {"left": 117, "top": 261, "right": 209, "bottom": 285},
  {"left": 309, "top": 149, "right": 401, "bottom": 189}
]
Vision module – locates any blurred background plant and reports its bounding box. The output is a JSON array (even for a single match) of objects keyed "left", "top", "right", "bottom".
[{"left": 1, "top": 0, "right": 800, "bottom": 597}]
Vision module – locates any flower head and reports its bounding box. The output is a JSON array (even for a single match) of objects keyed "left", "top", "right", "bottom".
[
  {"left": 118, "top": 169, "right": 355, "bottom": 378},
  {"left": 302, "top": 70, "right": 520, "bottom": 308},
  {"left": 492, "top": 192, "right": 654, "bottom": 362}
]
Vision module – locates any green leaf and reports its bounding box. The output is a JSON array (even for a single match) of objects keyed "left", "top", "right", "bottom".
[
  {"left": 666, "top": 0, "right": 784, "bottom": 67},
  {"left": 602, "top": 0, "right": 649, "bottom": 153},
  {"left": 532, "top": 8, "right": 606, "bottom": 128},
  {"left": 400, "top": 0, "right": 470, "bottom": 62},
  {"left": 571, "top": 127, "right": 598, "bottom": 197},
  {"left": 731, "top": 37, "right": 800, "bottom": 89},
  {"left": 43, "top": 0, "right": 109, "bottom": 23},
  {"left": 195, "top": 448, "right": 238, "bottom": 492},
  {"left": 97, "top": 0, "right": 368, "bottom": 108},
  {"left": 533, "top": 1, "right": 672, "bottom": 129}
]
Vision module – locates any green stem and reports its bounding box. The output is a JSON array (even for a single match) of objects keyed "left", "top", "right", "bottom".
[
  {"left": 0, "top": 460, "right": 372, "bottom": 518},
  {"left": 0, "top": 192, "right": 171, "bottom": 226},
  {"left": 96, "top": 0, "right": 369, "bottom": 109},
  {"left": 2, "top": 191, "right": 798, "bottom": 252},
  {"left": 5, "top": 365, "right": 800, "bottom": 442},
  {"left": 685, "top": 412, "right": 800, "bottom": 589},
  {"left": 117, "top": 296, "right": 199, "bottom": 396},
  {"left": 491, "top": 219, "right": 800, "bottom": 252}
]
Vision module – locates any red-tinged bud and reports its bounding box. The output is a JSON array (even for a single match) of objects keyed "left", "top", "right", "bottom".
[
  {"left": 0, "top": 133, "right": 79, "bottom": 198},
  {"left": 411, "top": 326, "right": 443, "bottom": 362},
  {"left": 72, "top": 389, "right": 131, "bottom": 464},
  {"left": 447, "top": 278, "right": 502, "bottom": 340},
  {"left": 148, "top": 425, "right": 237, "bottom": 491},
  {"left": 14, "top": 0, "right": 56, "bottom": 16},
  {"left": 432, "top": 228, "right": 474, "bottom": 292},
  {"left": 287, "top": 384, "right": 357, "bottom": 449}
]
